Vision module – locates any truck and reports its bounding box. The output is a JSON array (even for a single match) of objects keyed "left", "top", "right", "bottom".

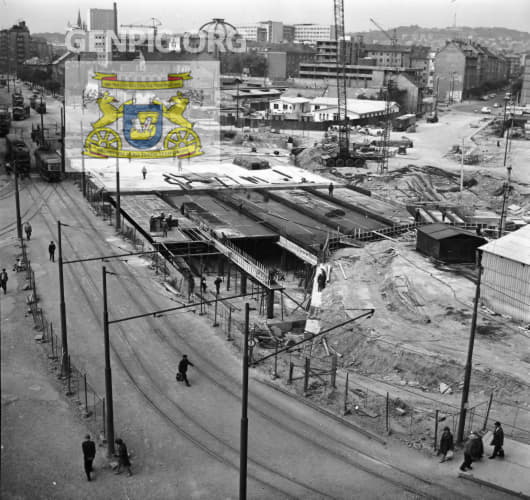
[
  {"left": 0, "top": 104, "right": 11, "bottom": 136},
  {"left": 5, "top": 134, "right": 31, "bottom": 177},
  {"left": 12, "top": 91, "right": 24, "bottom": 107},
  {"left": 12, "top": 104, "right": 30, "bottom": 120}
]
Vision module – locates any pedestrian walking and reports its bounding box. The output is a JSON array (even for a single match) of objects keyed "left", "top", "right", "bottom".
[
  {"left": 437, "top": 426, "right": 454, "bottom": 463},
  {"left": 177, "top": 354, "right": 194, "bottom": 387},
  {"left": 317, "top": 268, "right": 327, "bottom": 292},
  {"left": 141, "top": 165, "right": 147, "bottom": 180},
  {"left": 24, "top": 221, "right": 32, "bottom": 240},
  {"left": 414, "top": 208, "right": 421, "bottom": 223},
  {"left": 161, "top": 218, "right": 169, "bottom": 237},
  {"left": 214, "top": 276, "right": 223, "bottom": 295},
  {"left": 460, "top": 431, "right": 482, "bottom": 471},
  {"left": 200, "top": 276, "right": 207, "bottom": 295},
  {"left": 48, "top": 241, "right": 56, "bottom": 262},
  {"left": 328, "top": 182, "right": 334, "bottom": 197},
  {"left": 0, "top": 269, "right": 8, "bottom": 294},
  {"left": 489, "top": 421, "right": 505, "bottom": 459},
  {"left": 114, "top": 438, "right": 132, "bottom": 476},
  {"left": 82, "top": 434, "right": 96, "bottom": 481}
]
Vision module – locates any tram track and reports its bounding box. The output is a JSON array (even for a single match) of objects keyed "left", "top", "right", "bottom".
[{"left": 24, "top": 178, "right": 481, "bottom": 500}]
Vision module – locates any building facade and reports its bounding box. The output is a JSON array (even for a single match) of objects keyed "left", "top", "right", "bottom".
[
  {"left": 293, "top": 24, "right": 335, "bottom": 43},
  {"left": 0, "top": 21, "right": 31, "bottom": 75},
  {"left": 235, "top": 25, "right": 268, "bottom": 42},
  {"left": 521, "top": 57, "right": 530, "bottom": 106},
  {"left": 435, "top": 40, "right": 509, "bottom": 102},
  {"left": 87, "top": 8, "right": 115, "bottom": 31}
]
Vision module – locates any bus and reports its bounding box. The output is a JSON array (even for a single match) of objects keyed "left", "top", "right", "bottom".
[
  {"left": 34, "top": 148, "right": 62, "bottom": 181},
  {"left": 5, "top": 134, "right": 31, "bottom": 177},
  {"left": 393, "top": 113, "right": 417, "bottom": 132}
]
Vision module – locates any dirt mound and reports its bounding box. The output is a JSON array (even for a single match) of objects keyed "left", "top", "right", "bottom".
[{"left": 296, "top": 146, "right": 326, "bottom": 170}]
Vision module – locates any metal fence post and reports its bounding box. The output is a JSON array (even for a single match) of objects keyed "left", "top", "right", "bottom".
[
  {"left": 386, "top": 392, "right": 390, "bottom": 434},
  {"left": 288, "top": 362, "right": 294, "bottom": 384},
  {"left": 343, "top": 372, "right": 349, "bottom": 415},
  {"left": 482, "top": 393, "right": 493, "bottom": 431},
  {"left": 434, "top": 409, "right": 439, "bottom": 451},
  {"left": 303, "top": 357, "right": 310, "bottom": 393},
  {"left": 84, "top": 374, "right": 89, "bottom": 414},
  {"left": 331, "top": 354, "right": 337, "bottom": 388}
]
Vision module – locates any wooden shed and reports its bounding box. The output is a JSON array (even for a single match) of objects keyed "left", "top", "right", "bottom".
[{"left": 416, "top": 224, "right": 487, "bottom": 263}]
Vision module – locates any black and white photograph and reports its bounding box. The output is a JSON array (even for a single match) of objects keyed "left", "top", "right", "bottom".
[{"left": 1, "top": 1, "right": 529, "bottom": 498}]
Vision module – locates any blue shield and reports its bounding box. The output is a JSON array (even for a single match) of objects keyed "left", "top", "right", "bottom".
[{"left": 123, "top": 104, "right": 162, "bottom": 149}]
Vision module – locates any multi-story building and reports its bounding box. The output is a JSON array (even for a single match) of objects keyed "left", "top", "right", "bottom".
[
  {"left": 283, "top": 25, "right": 295, "bottom": 43},
  {"left": 258, "top": 21, "right": 284, "bottom": 43},
  {"left": 363, "top": 43, "right": 430, "bottom": 87},
  {"left": 435, "top": 40, "right": 509, "bottom": 102},
  {"left": 235, "top": 25, "right": 268, "bottom": 43},
  {"left": 521, "top": 57, "right": 530, "bottom": 105},
  {"left": 505, "top": 54, "right": 522, "bottom": 79},
  {"left": 293, "top": 24, "right": 335, "bottom": 43},
  {"left": 87, "top": 8, "right": 115, "bottom": 31},
  {"left": 250, "top": 42, "right": 316, "bottom": 79},
  {"left": 0, "top": 21, "right": 31, "bottom": 75}
]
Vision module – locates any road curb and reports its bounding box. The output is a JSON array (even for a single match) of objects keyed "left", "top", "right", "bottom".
[
  {"left": 257, "top": 378, "right": 387, "bottom": 445},
  {"left": 458, "top": 472, "right": 530, "bottom": 499}
]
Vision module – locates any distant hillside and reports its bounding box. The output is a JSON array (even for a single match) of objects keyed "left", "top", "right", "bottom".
[
  {"left": 351, "top": 25, "right": 530, "bottom": 53},
  {"left": 32, "top": 32, "right": 66, "bottom": 45}
]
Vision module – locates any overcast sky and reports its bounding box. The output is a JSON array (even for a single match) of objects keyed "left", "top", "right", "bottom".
[{"left": 1, "top": 0, "right": 529, "bottom": 34}]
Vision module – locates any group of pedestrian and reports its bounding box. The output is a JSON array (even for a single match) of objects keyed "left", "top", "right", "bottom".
[
  {"left": 0, "top": 268, "right": 8, "bottom": 294},
  {"left": 81, "top": 434, "right": 132, "bottom": 481},
  {"left": 436, "top": 422, "right": 505, "bottom": 473}
]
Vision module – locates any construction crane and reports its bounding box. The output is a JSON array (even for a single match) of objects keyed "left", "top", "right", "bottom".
[
  {"left": 369, "top": 18, "right": 399, "bottom": 174},
  {"left": 120, "top": 18, "right": 162, "bottom": 36},
  {"left": 331, "top": 0, "right": 352, "bottom": 167}
]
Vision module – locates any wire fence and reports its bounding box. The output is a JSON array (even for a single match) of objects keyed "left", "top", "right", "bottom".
[{"left": 20, "top": 245, "right": 107, "bottom": 443}]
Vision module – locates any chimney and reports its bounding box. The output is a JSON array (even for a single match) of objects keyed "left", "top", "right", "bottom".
[{"left": 113, "top": 2, "right": 118, "bottom": 35}]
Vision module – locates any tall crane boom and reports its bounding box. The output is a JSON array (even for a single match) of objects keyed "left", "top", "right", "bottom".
[
  {"left": 121, "top": 18, "right": 162, "bottom": 36},
  {"left": 333, "top": 0, "right": 350, "bottom": 164},
  {"left": 369, "top": 18, "right": 399, "bottom": 173}
]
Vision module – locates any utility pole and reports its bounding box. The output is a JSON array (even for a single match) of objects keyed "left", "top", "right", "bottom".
[
  {"left": 80, "top": 121, "right": 86, "bottom": 197},
  {"left": 457, "top": 250, "right": 483, "bottom": 443},
  {"left": 14, "top": 160, "right": 22, "bottom": 240},
  {"left": 239, "top": 302, "right": 249, "bottom": 500},
  {"left": 58, "top": 221, "right": 69, "bottom": 377},
  {"left": 60, "top": 106, "right": 66, "bottom": 173},
  {"left": 115, "top": 157, "right": 121, "bottom": 231},
  {"left": 498, "top": 101, "right": 513, "bottom": 238},
  {"left": 460, "top": 137, "right": 464, "bottom": 197},
  {"left": 40, "top": 95, "right": 45, "bottom": 145},
  {"left": 102, "top": 266, "right": 115, "bottom": 456}
]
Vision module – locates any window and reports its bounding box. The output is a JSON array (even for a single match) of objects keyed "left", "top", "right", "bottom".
[
  {"left": 283, "top": 104, "right": 288, "bottom": 110},
  {"left": 273, "top": 103, "right": 279, "bottom": 109}
]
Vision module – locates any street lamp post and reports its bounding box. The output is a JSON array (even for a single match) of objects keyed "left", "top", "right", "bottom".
[
  {"left": 14, "top": 160, "right": 23, "bottom": 240},
  {"left": 239, "top": 303, "right": 250, "bottom": 500},
  {"left": 498, "top": 99, "right": 513, "bottom": 238},
  {"left": 58, "top": 220, "right": 69, "bottom": 377},
  {"left": 115, "top": 158, "right": 121, "bottom": 231},
  {"left": 457, "top": 250, "right": 483, "bottom": 443},
  {"left": 102, "top": 266, "right": 116, "bottom": 456}
]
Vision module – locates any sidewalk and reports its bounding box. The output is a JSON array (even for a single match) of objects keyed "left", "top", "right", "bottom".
[{"left": 458, "top": 431, "right": 530, "bottom": 499}]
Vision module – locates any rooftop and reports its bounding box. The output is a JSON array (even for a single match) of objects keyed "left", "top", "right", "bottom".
[
  {"left": 480, "top": 224, "right": 530, "bottom": 265},
  {"left": 417, "top": 223, "right": 484, "bottom": 241}
]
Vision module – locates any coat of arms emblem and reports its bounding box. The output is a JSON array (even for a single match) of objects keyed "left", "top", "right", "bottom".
[{"left": 84, "top": 72, "right": 202, "bottom": 160}]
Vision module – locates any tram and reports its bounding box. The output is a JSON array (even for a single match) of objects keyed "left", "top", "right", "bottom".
[{"left": 34, "top": 148, "right": 62, "bottom": 181}]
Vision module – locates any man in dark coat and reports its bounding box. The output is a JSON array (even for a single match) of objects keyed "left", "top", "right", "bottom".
[
  {"left": 460, "top": 431, "right": 482, "bottom": 471},
  {"left": 438, "top": 427, "right": 454, "bottom": 463},
  {"left": 178, "top": 354, "right": 194, "bottom": 387},
  {"left": 114, "top": 438, "right": 132, "bottom": 476},
  {"left": 489, "top": 421, "right": 505, "bottom": 458},
  {"left": 214, "top": 276, "right": 223, "bottom": 295},
  {"left": 24, "top": 221, "right": 32, "bottom": 240},
  {"left": 82, "top": 434, "right": 96, "bottom": 481},
  {"left": 48, "top": 241, "right": 56, "bottom": 262},
  {"left": 0, "top": 269, "right": 8, "bottom": 294}
]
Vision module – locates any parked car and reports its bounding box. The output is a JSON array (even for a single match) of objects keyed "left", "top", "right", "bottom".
[
  {"left": 489, "top": 93, "right": 496, "bottom": 98},
  {"left": 493, "top": 103, "right": 500, "bottom": 108},
  {"left": 480, "top": 107, "right": 492, "bottom": 114}
]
